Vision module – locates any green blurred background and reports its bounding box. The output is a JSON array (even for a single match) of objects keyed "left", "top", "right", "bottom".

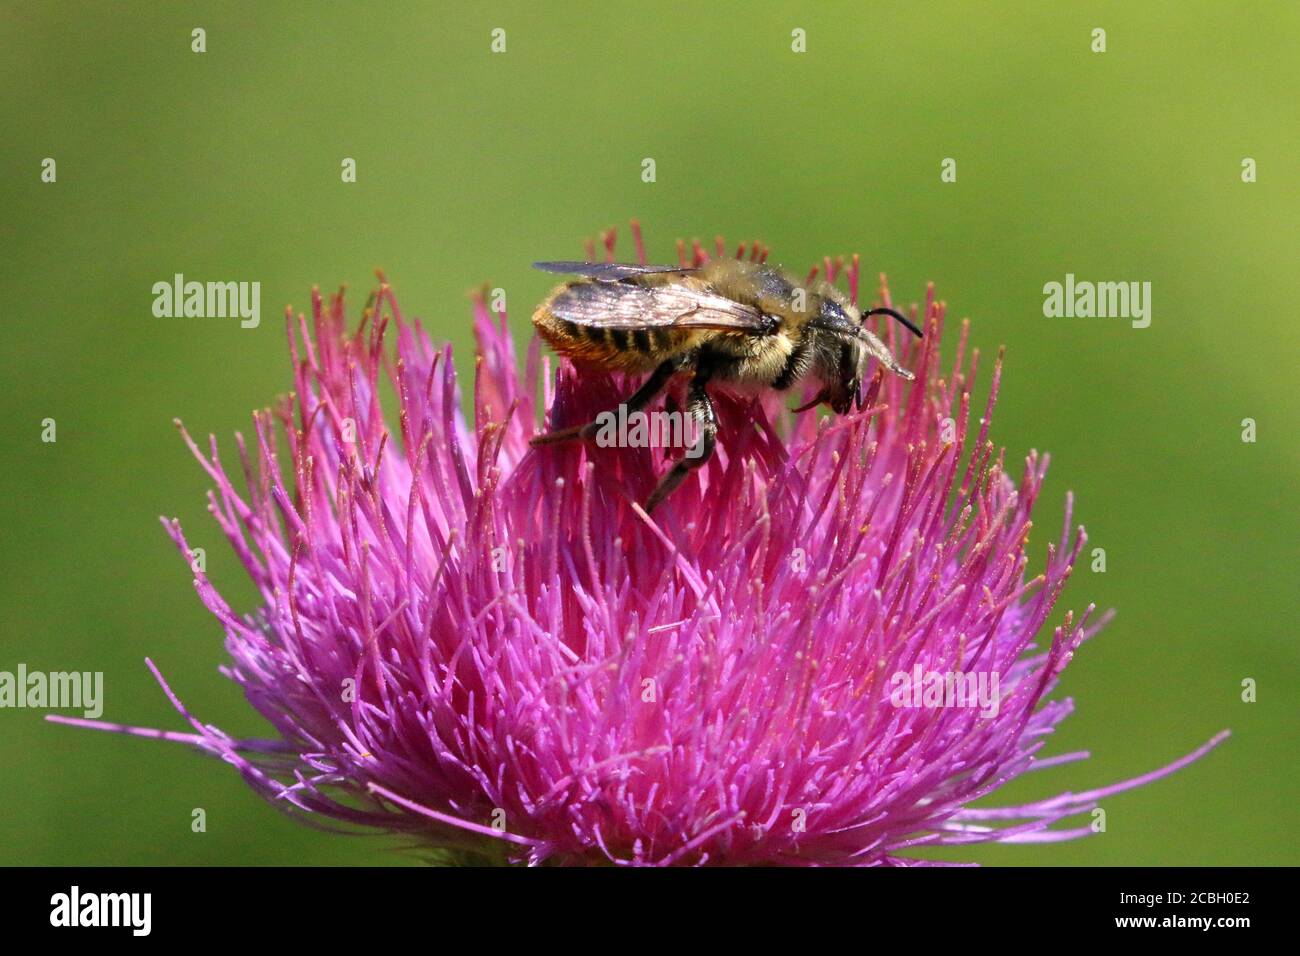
[{"left": 2, "top": 1, "right": 1296, "bottom": 866}]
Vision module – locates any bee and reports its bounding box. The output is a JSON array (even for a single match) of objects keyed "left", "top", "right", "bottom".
[{"left": 529, "top": 257, "right": 922, "bottom": 512}]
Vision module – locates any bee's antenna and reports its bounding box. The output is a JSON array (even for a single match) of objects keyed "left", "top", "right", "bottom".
[{"left": 864, "top": 306, "right": 923, "bottom": 339}]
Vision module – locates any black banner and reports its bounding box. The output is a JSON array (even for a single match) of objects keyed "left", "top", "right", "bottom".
[{"left": 0, "top": 866, "right": 1278, "bottom": 942}]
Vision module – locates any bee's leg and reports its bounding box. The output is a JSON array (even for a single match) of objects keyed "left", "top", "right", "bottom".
[
  {"left": 530, "top": 358, "right": 682, "bottom": 446},
  {"left": 644, "top": 378, "right": 717, "bottom": 513},
  {"left": 662, "top": 391, "right": 680, "bottom": 459}
]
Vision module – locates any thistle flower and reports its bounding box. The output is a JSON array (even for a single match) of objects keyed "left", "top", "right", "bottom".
[{"left": 54, "top": 227, "right": 1226, "bottom": 866}]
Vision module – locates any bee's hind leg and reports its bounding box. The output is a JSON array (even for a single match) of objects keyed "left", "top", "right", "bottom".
[
  {"left": 644, "top": 377, "right": 716, "bottom": 513},
  {"left": 530, "top": 358, "right": 682, "bottom": 446}
]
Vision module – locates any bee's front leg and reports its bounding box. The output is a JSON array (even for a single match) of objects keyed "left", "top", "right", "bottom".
[
  {"left": 644, "top": 376, "right": 716, "bottom": 513},
  {"left": 530, "top": 358, "right": 682, "bottom": 446}
]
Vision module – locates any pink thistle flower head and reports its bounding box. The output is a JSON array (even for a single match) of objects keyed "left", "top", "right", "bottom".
[{"left": 55, "top": 225, "right": 1226, "bottom": 865}]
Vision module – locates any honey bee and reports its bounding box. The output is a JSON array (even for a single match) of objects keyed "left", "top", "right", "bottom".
[{"left": 530, "top": 257, "right": 922, "bottom": 512}]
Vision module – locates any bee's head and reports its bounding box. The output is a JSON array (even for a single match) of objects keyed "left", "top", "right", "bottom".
[
  {"left": 805, "top": 300, "right": 862, "bottom": 413},
  {"left": 813, "top": 297, "right": 923, "bottom": 341},
  {"left": 810, "top": 296, "right": 923, "bottom": 411}
]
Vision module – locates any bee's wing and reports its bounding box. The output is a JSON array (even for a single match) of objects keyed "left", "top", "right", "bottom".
[
  {"left": 533, "top": 261, "right": 697, "bottom": 281},
  {"left": 547, "top": 281, "right": 773, "bottom": 333}
]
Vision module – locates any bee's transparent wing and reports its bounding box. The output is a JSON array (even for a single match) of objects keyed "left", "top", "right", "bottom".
[
  {"left": 533, "top": 261, "right": 697, "bottom": 281},
  {"left": 546, "top": 281, "right": 774, "bottom": 333}
]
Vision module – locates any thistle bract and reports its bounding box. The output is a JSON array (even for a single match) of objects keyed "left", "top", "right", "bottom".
[{"left": 56, "top": 230, "right": 1225, "bottom": 865}]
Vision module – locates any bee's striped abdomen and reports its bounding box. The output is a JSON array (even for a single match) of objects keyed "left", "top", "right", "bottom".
[{"left": 533, "top": 305, "right": 676, "bottom": 373}]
